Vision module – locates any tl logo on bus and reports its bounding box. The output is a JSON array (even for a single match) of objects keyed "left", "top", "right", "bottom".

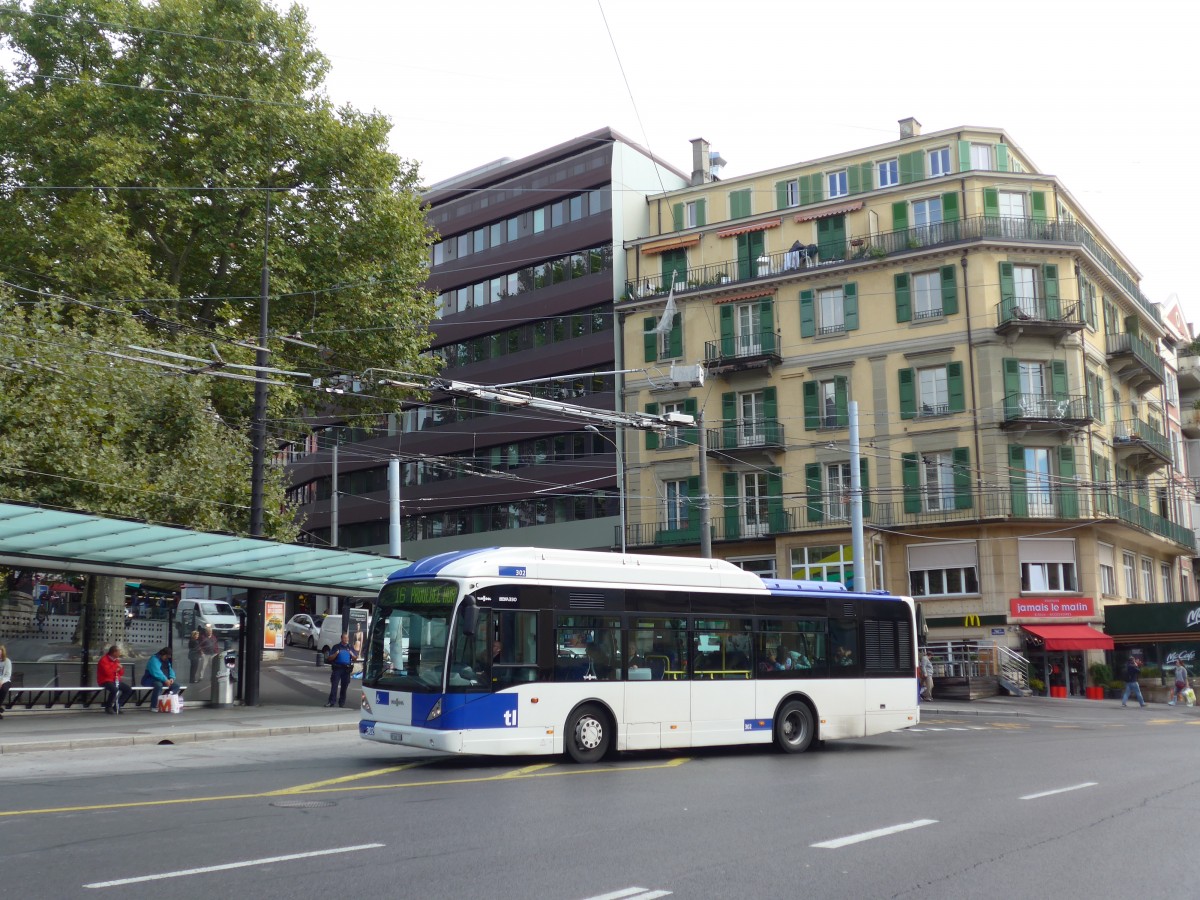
[{"left": 503, "top": 710, "right": 518, "bottom": 727}]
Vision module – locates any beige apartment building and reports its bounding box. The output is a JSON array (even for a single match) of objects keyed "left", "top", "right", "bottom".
[{"left": 617, "top": 119, "right": 1195, "bottom": 649}]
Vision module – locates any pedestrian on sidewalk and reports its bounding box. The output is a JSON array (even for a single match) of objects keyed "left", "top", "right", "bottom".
[
  {"left": 98, "top": 645, "right": 133, "bottom": 714},
  {"left": 142, "top": 647, "right": 180, "bottom": 709},
  {"left": 325, "top": 632, "right": 358, "bottom": 708},
  {"left": 1170, "top": 660, "right": 1188, "bottom": 706},
  {"left": 0, "top": 644, "right": 11, "bottom": 719},
  {"left": 187, "top": 630, "right": 203, "bottom": 684},
  {"left": 920, "top": 650, "right": 934, "bottom": 702},
  {"left": 1121, "top": 656, "right": 1145, "bottom": 708},
  {"left": 198, "top": 624, "right": 220, "bottom": 682}
]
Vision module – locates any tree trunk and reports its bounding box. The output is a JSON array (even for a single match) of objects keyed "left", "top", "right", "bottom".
[{"left": 73, "top": 575, "right": 127, "bottom": 654}]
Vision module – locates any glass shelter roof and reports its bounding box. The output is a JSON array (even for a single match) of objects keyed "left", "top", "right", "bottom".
[{"left": 0, "top": 502, "right": 408, "bottom": 598}]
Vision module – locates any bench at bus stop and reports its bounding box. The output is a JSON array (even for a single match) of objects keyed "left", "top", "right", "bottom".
[{"left": 2, "top": 675, "right": 188, "bottom": 712}]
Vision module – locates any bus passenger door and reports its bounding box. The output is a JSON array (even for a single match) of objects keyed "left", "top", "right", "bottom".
[
  {"left": 623, "top": 622, "right": 690, "bottom": 750},
  {"left": 689, "top": 627, "right": 754, "bottom": 747}
]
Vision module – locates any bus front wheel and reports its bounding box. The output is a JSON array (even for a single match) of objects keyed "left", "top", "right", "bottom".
[
  {"left": 565, "top": 704, "right": 610, "bottom": 763},
  {"left": 775, "top": 700, "right": 814, "bottom": 754}
]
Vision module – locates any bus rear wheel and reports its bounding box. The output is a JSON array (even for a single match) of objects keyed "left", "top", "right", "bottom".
[
  {"left": 775, "top": 700, "right": 814, "bottom": 754},
  {"left": 565, "top": 704, "right": 610, "bottom": 763}
]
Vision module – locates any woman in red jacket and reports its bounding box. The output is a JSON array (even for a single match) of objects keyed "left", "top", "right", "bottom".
[{"left": 98, "top": 645, "right": 133, "bottom": 714}]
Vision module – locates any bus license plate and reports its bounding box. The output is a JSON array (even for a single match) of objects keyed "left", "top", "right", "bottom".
[{"left": 388, "top": 732, "right": 405, "bottom": 742}]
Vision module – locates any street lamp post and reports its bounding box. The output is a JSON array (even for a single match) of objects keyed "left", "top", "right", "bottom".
[{"left": 585, "top": 425, "right": 626, "bottom": 553}]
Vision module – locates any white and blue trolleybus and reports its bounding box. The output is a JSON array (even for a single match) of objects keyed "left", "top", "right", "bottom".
[{"left": 359, "top": 547, "right": 919, "bottom": 762}]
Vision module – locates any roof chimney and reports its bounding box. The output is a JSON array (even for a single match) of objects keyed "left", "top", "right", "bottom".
[
  {"left": 898, "top": 117, "right": 922, "bottom": 139},
  {"left": 690, "top": 137, "right": 711, "bottom": 186}
]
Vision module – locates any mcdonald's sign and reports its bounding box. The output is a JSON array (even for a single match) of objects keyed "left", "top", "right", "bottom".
[{"left": 963, "top": 614, "right": 982, "bottom": 628}]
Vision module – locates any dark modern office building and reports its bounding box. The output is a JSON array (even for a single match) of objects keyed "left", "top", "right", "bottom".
[{"left": 286, "top": 128, "right": 687, "bottom": 559}]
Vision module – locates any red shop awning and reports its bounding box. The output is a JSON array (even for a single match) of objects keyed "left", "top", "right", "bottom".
[
  {"left": 1022, "top": 624, "right": 1113, "bottom": 651},
  {"left": 794, "top": 200, "right": 863, "bottom": 223},
  {"left": 716, "top": 217, "right": 782, "bottom": 238}
]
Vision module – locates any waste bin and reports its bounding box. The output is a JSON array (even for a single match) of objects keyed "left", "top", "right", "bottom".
[{"left": 209, "top": 651, "right": 236, "bottom": 707}]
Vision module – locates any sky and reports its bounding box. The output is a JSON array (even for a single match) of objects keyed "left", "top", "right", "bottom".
[{"left": 295, "top": 0, "right": 1198, "bottom": 324}]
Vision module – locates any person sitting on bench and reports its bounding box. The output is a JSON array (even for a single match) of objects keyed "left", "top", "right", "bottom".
[
  {"left": 142, "top": 647, "right": 180, "bottom": 709},
  {"left": 98, "top": 645, "right": 133, "bottom": 714}
]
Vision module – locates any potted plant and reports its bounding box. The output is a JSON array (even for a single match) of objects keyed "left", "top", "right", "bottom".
[
  {"left": 1029, "top": 677, "right": 1045, "bottom": 695},
  {"left": 1108, "top": 678, "right": 1125, "bottom": 699},
  {"left": 1088, "top": 662, "right": 1112, "bottom": 700}
]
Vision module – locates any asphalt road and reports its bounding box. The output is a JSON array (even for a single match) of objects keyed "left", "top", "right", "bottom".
[{"left": 6, "top": 700, "right": 1199, "bottom": 898}]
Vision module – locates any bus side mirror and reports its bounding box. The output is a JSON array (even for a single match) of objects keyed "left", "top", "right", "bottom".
[{"left": 462, "top": 596, "right": 478, "bottom": 637}]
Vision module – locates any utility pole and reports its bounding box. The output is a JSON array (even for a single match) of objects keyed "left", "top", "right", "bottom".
[
  {"left": 388, "top": 456, "right": 402, "bottom": 558},
  {"left": 330, "top": 435, "right": 339, "bottom": 548},
  {"left": 849, "top": 400, "right": 865, "bottom": 592},
  {"left": 698, "top": 409, "right": 712, "bottom": 558}
]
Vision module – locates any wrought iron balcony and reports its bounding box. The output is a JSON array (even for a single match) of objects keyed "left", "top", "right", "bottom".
[
  {"left": 1001, "top": 393, "right": 1092, "bottom": 427},
  {"left": 1105, "top": 333, "right": 1166, "bottom": 390},
  {"left": 994, "top": 298, "right": 1085, "bottom": 338},
  {"left": 624, "top": 215, "right": 1159, "bottom": 326},
  {"left": 704, "top": 329, "right": 781, "bottom": 372},
  {"left": 1111, "top": 418, "right": 1172, "bottom": 469},
  {"left": 706, "top": 419, "right": 785, "bottom": 453}
]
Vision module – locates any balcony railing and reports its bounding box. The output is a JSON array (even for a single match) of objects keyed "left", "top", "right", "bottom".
[
  {"left": 707, "top": 419, "right": 785, "bottom": 451},
  {"left": 622, "top": 487, "right": 1195, "bottom": 551},
  {"left": 1002, "top": 392, "right": 1091, "bottom": 424},
  {"left": 1106, "top": 333, "right": 1166, "bottom": 384},
  {"left": 995, "top": 298, "right": 1084, "bottom": 329},
  {"left": 1112, "top": 418, "right": 1172, "bottom": 464},
  {"left": 703, "top": 328, "right": 780, "bottom": 364},
  {"left": 625, "top": 214, "right": 1159, "bottom": 326}
]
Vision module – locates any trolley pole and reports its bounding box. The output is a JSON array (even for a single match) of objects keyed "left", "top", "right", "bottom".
[
  {"left": 849, "top": 400, "right": 865, "bottom": 592},
  {"left": 698, "top": 409, "right": 712, "bottom": 559}
]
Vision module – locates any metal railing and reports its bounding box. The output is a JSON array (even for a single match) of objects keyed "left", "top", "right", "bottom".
[
  {"left": 703, "top": 329, "right": 781, "bottom": 362},
  {"left": 707, "top": 419, "right": 785, "bottom": 451},
  {"left": 1112, "top": 418, "right": 1172, "bottom": 462},
  {"left": 625, "top": 214, "right": 1159, "bottom": 325},
  {"left": 1105, "top": 333, "right": 1166, "bottom": 382},
  {"left": 924, "top": 641, "right": 1029, "bottom": 688},
  {"left": 1003, "top": 392, "right": 1091, "bottom": 423},
  {"left": 995, "top": 298, "right": 1084, "bottom": 327}
]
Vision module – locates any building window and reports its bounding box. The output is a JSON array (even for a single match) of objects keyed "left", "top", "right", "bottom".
[
  {"left": 919, "top": 451, "right": 956, "bottom": 511},
  {"left": 819, "top": 379, "right": 842, "bottom": 428},
  {"left": 782, "top": 180, "right": 799, "bottom": 208},
  {"left": 912, "top": 271, "right": 942, "bottom": 320},
  {"left": 664, "top": 479, "right": 690, "bottom": 530},
  {"left": 792, "top": 544, "right": 853, "bottom": 585},
  {"left": 1019, "top": 539, "right": 1077, "bottom": 592},
  {"left": 731, "top": 556, "right": 777, "bottom": 578},
  {"left": 1183, "top": 569, "right": 1192, "bottom": 602},
  {"left": 737, "top": 391, "right": 766, "bottom": 447},
  {"left": 970, "top": 144, "right": 992, "bottom": 170},
  {"left": 912, "top": 197, "right": 943, "bottom": 227},
  {"left": 432, "top": 242, "right": 444, "bottom": 267},
  {"left": 735, "top": 302, "right": 764, "bottom": 356},
  {"left": 1161, "top": 563, "right": 1175, "bottom": 603},
  {"left": 684, "top": 200, "right": 700, "bottom": 228},
  {"left": 741, "top": 472, "right": 771, "bottom": 537},
  {"left": 817, "top": 287, "right": 846, "bottom": 335},
  {"left": 998, "top": 192, "right": 1027, "bottom": 219},
  {"left": 826, "top": 462, "right": 851, "bottom": 520},
  {"left": 907, "top": 541, "right": 979, "bottom": 597},
  {"left": 662, "top": 401, "right": 686, "bottom": 448},
  {"left": 917, "top": 367, "right": 949, "bottom": 417},
  {"left": 874, "top": 543, "right": 885, "bottom": 593},
  {"left": 1123, "top": 551, "right": 1138, "bottom": 599},
  {"left": 1141, "top": 558, "right": 1156, "bottom": 602},
  {"left": 928, "top": 147, "right": 951, "bottom": 177},
  {"left": 1099, "top": 542, "right": 1116, "bottom": 595},
  {"left": 877, "top": 159, "right": 899, "bottom": 188},
  {"left": 1012, "top": 264, "right": 1041, "bottom": 317},
  {"left": 827, "top": 170, "right": 848, "bottom": 199}
]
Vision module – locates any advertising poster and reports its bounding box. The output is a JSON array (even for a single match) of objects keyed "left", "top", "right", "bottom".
[{"left": 264, "top": 600, "right": 286, "bottom": 650}]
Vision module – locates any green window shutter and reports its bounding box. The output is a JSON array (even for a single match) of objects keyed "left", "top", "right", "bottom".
[
  {"left": 719, "top": 304, "right": 735, "bottom": 356},
  {"left": 643, "top": 316, "right": 658, "bottom": 363},
  {"left": 940, "top": 265, "right": 958, "bottom": 315},
  {"left": 730, "top": 189, "right": 751, "bottom": 219},
  {"left": 759, "top": 299, "right": 775, "bottom": 353},
  {"left": 695, "top": 199, "right": 706, "bottom": 226},
  {"left": 671, "top": 203, "right": 683, "bottom": 232},
  {"left": 1057, "top": 446, "right": 1078, "bottom": 517},
  {"left": 1124, "top": 314, "right": 1140, "bottom": 338},
  {"left": 799, "top": 174, "right": 821, "bottom": 205},
  {"left": 998, "top": 262, "right": 1015, "bottom": 313},
  {"left": 668, "top": 313, "right": 683, "bottom": 358},
  {"left": 834, "top": 376, "right": 849, "bottom": 428},
  {"left": 1096, "top": 375, "right": 1104, "bottom": 423},
  {"left": 723, "top": 472, "right": 741, "bottom": 539},
  {"left": 957, "top": 140, "right": 971, "bottom": 173},
  {"left": 1051, "top": 360, "right": 1068, "bottom": 396},
  {"left": 860, "top": 162, "right": 873, "bottom": 192},
  {"left": 947, "top": 362, "right": 965, "bottom": 413},
  {"left": 767, "top": 467, "right": 785, "bottom": 532},
  {"left": 776, "top": 180, "right": 789, "bottom": 209},
  {"left": 848, "top": 163, "right": 872, "bottom": 195},
  {"left": 899, "top": 150, "right": 924, "bottom": 184},
  {"left": 894, "top": 273, "right": 912, "bottom": 323},
  {"left": 1009, "top": 444, "right": 1027, "bottom": 517},
  {"left": 799, "top": 289, "right": 815, "bottom": 338},
  {"left": 842, "top": 283, "right": 859, "bottom": 331},
  {"left": 859, "top": 457, "right": 871, "bottom": 517},
  {"left": 995, "top": 144, "right": 1009, "bottom": 172},
  {"left": 1030, "top": 192, "right": 1046, "bottom": 222},
  {"left": 763, "top": 386, "right": 778, "bottom": 444},
  {"left": 983, "top": 187, "right": 999, "bottom": 218},
  {"left": 941, "top": 191, "right": 960, "bottom": 223},
  {"left": 805, "top": 463, "right": 823, "bottom": 523},
  {"left": 1043, "top": 264, "right": 1060, "bottom": 318},
  {"left": 682, "top": 397, "right": 698, "bottom": 447},
  {"left": 661, "top": 249, "right": 687, "bottom": 288},
  {"left": 891, "top": 201, "right": 908, "bottom": 232},
  {"left": 721, "top": 391, "right": 737, "bottom": 449},
  {"left": 952, "top": 447, "right": 973, "bottom": 510},
  {"left": 902, "top": 453, "right": 921, "bottom": 514},
  {"left": 898, "top": 368, "right": 916, "bottom": 420},
  {"left": 803, "top": 381, "right": 819, "bottom": 430},
  {"left": 645, "top": 402, "right": 659, "bottom": 450},
  {"left": 1003, "top": 357, "right": 1021, "bottom": 418}
]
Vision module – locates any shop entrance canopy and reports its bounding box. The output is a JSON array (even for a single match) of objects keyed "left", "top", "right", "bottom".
[
  {"left": 1022, "top": 624, "right": 1114, "bottom": 651},
  {"left": 0, "top": 502, "right": 407, "bottom": 598}
]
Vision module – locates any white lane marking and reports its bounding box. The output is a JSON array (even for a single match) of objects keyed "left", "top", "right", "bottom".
[
  {"left": 84, "top": 844, "right": 385, "bottom": 888},
  {"left": 811, "top": 819, "right": 937, "bottom": 849},
  {"left": 1020, "top": 782, "right": 1098, "bottom": 800},
  {"left": 581, "top": 890, "right": 672, "bottom": 900}
]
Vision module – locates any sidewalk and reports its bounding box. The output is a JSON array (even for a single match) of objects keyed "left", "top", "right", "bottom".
[{"left": 0, "top": 659, "right": 360, "bottom": 755}]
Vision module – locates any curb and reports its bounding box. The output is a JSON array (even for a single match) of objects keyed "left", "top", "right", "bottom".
[{"left": 0, "top": 720, "right": 359, "bottom": 755}]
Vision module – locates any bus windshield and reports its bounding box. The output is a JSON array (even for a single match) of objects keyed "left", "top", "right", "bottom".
[{"left": 363, "top": 580, "right": 458, "bottom": 692}]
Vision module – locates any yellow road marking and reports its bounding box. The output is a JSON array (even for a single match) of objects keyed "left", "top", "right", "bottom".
[
  {"left": 1146, "top": 719, "right": 1177, "bottom": 725},
  {"left": 0, "top": 756, "right": 692, "bottom": 818},
  {"left": 988, "top": 722, "right": 1030, "bottom": 729}
]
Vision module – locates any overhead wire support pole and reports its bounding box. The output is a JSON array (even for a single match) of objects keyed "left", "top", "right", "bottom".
[{"left": 849, "top": 400, "right": 865, "bottom": 593}]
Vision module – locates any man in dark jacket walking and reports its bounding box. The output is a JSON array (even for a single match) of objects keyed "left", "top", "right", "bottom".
[
  {"left": 1121, "top": 656, "right": 1145, "bottom": 708},
  {"left": 325, "top": 633, "right": 358, "bottom": 708}
]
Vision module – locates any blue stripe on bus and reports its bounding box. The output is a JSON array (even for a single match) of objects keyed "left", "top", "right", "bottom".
[
  {"left": 743, "top": 718, "right": 772, "bottom": 731},
  {"left": 412, "top": 692, "right": 519, "bottom": 729},
  {"left": 385, "top": 548, "right": 501, "bottom": 582}
]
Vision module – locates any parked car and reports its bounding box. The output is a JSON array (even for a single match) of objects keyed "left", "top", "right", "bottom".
[
  {"left": 176, "top": 599, "right": 240, "bottom": 642},
  {"left": 284, "top": 613, "right": 320, "bottom": 649}
]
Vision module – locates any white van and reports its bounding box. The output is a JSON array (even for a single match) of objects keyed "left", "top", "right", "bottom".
[
  {"left": 317, "top": 613, "right": 370, "bottom": 660},
  {"left": 176, "top": 599, "right": 241, "bottom": 641}
]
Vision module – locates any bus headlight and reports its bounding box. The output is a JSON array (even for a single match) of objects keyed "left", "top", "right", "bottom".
[{"left": 427, "top": 698, "right": 443, "bottom": 721}]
